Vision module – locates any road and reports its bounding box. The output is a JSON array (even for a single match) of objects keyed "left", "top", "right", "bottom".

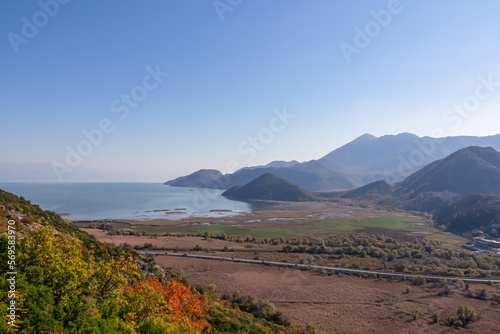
[{"left": 139, "top": 251, "right": 500, "bottom": 285}]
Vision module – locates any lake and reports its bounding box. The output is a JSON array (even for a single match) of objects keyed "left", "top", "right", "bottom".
[{"left": 0, "top": 182, "right": 250, "bottom": 221}]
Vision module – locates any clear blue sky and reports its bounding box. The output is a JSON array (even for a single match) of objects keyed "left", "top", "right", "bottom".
[{"left": 2, "top": 0, "right": 500, "bottom": 182}]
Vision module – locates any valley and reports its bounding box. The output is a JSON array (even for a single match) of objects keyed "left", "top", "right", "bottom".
[
  {"left": 80, "top": 199, "right": 500, "bottom": 333},
  {"left": 5, "top": 2, "right": 500, "bottom": 332}
]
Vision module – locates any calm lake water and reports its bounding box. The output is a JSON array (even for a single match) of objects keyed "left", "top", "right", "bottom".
[{"left": 0, "top": 182, "right": 250, "bottom": 221}]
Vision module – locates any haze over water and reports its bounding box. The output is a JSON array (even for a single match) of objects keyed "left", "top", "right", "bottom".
[{"left": 0, "top": 183, "right": 250, "bottom": 221}]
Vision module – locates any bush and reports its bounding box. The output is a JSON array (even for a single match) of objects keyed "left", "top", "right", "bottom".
[
  {"left": 477, "top": 288, "right": 488, "bottom": 300},
  {"left": 412, "top": 308, "right": 420, "bottom": 321},
  {"left": 491, "top": 293, "right": 500, "bottom": 305},
  {"left": 223, "top": 291, "right": 292, "bottom": 327},
  {"left": 268, "top": 311, "right": 292, "bottom": 327},
  {"left": 438, "top": 285, "right": 452, "bottom": 296},
  {"left": 432, "top": 311, "right": 440, "bottom": 324},
  {"left": 412, "top": 276, "right": 426, "bottom": 286},
  {"left": 305, "top": 323, "right": 318, "bottom": 334},
  {"left": 448, "top": 304, "right": 477, "bottom": 328}
]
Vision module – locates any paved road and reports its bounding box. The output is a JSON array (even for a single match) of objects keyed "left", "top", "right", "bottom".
[{"left": 139, "top": 251, "right": 500, "bottom": 285}]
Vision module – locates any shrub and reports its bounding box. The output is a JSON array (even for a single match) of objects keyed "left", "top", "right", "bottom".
[
  {"left": 432, "top": 311, "right": 440, "bottom": 324},
  {"left": 412, "top": 276, "right": 426, "bottom": 286},
  {"left": 412, "top": 308, "right": 420, "bottom": 321},
  {"left": 491, "top": 293, "right": 500, "bottom": 305},
  {"left": 305, "top": 323, "right": 318, "bottom": 334},
  {"left": 438, "top": 285, "right": 452, "bottom": 296},
  {"left": 477, "top": 288, "right": 488, "bottom": 300},
  {"left": 269, "top": 311, "right": 292, "bottom": 327},
  {"left": 448, "top": 304, "right": 477, "bottom": 328}
]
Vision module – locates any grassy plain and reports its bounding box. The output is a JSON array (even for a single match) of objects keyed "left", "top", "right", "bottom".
[{"left": 74, "top": 200, "right": 465, "bottom": 249}]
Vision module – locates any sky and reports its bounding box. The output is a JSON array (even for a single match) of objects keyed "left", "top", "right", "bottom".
[{"left": 1, "top": 0, "right": 500, "bottom": 182}]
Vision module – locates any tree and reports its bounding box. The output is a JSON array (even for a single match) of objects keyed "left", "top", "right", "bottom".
[{"left": 121, "top": 279, "right": 209, "bottom": 332}]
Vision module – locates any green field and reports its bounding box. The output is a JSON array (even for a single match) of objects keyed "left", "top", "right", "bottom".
[
  {"left": 72, "top": 202, "right": 467, "bottom": 249},
  {"left": 133, "top": 215, "right": 425, "bottom": 237}
]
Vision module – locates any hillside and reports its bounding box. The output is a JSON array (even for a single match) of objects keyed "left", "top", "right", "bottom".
[
  {"left": 222, "top": 173, "right": 317, "bottom": 202},
  {"left": 396, "top": 146, "right": 500, "bottom": 197},
  {"left": 340, "top": 180, "right": 393, "bottom": 201},
  {"left": 0, "top": 189, "right": 307, "bottom": 334},
  {"left": 433, "top": 193, "right": 500, "bottom": 236}
]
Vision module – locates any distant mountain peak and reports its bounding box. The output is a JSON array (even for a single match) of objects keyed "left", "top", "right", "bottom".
[
  {"left": 353, "top": 133, "right": 377, "bottom": 142},
  {"left": 379, "top": 132, "right": 419, "bottom": 140}
]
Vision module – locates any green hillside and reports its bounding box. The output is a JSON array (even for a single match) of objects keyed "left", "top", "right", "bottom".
[
  {"left": 222, "top": 173, "right": 318, "bottom": 202},
  {"left": 397, "top": 146, "right": 500, "bottom": 196}
]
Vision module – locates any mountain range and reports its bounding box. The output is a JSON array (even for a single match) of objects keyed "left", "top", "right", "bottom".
[
  {"left": 165, "top": 133, "right": 500, "bottom": 191},
  {"left": 223, "top": 146, "right": 500, "bottom": 202}
]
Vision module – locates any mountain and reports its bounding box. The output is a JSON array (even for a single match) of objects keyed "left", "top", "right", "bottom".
[
  {"left": 340, "top": 180, "right": 393, "bottom": 201},
  {"left": 222, "top": 173, "right": 317, "bottom": 202},
  {"left": 235, "top": 160, "right": 300, "bottom": 173},
  {"left": 167, "top": 160, "right": 361, "bottom": 192},
  {"left": 264, "top": 160, "right": 300, "bottom": 168},
  {"left": 331, "top": 146, "right": 500, "bottom": 236},
  {"left": 163, "top": 169, "right": 223, "bottom": 188},
  {"left": 321, "top": 133, "right": 500, "bottom": 184},
  {"left": 165, "top": 133, "right": 500, "bottom": 192},
  {"left": 396, "top": 146, "right": 500, "bottom": 197},
  {"left": 213, "top": 159, "right": 359, "bottom": 192}
]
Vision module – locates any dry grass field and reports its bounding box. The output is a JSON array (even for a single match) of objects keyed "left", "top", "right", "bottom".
[
  {"left": 82, "top": 228, "right": 280, "bottom": 251},
  {"left": 156, "top": 256, "right": 500, "bottom": 334}
]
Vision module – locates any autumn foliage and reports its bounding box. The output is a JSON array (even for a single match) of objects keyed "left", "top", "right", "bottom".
[{"left": 122, "top": 279, "right": 209, "bottom": 331}]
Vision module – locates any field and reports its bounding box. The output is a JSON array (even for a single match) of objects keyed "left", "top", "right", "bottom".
[
  {"left": 76, "top": 200, "right": 465, "bottom": 249},
  {"left": 155, "top": 256, "right": 500, "bottom": 334},
  {"left": 78, "top": 200, "right": 500, "bottom": 333}
]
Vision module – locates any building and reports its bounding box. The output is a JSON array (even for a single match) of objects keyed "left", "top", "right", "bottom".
[{"left": 473, "top": 237, "right": 500, "bottom": 252}]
